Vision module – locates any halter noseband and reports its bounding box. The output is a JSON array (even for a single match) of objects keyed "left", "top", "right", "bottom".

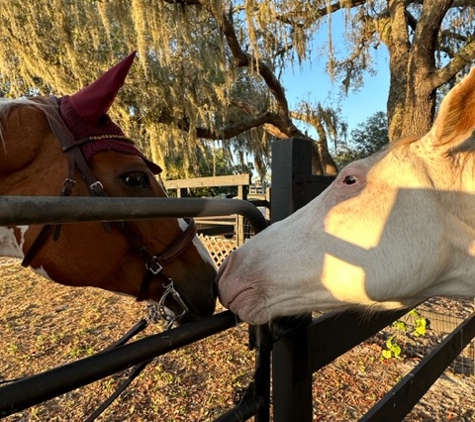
[{"left": 21, "top": 97, "right": 195, "bottom": 326}]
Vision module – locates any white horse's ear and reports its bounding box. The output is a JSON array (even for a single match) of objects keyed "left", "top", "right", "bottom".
[{"left": 429, "top": 67, "right": 475, "bottom": 148}]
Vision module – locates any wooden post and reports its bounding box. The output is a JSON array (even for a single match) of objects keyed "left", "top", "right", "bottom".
[
  {"left": 265, "top": 188, "right": 271, "bottom": 222},
  {"left": 236, "top": 181, "right": 249, "bottom": 246},
  {"left": 177, "top": 187, "right": 188, "bottom": 198}
]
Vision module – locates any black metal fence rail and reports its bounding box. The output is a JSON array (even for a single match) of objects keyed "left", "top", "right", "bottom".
[
  {"left": 0, "top": 195, "right": 269, "bottom": 421},
  {"left": 2, "top": 139, "right": 474, "bottom": 421},
  {"left": 0, "top": 311, "right": 237, "bottom": 417}
]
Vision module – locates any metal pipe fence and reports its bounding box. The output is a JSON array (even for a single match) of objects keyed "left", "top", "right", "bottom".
[{"left": 0, "top": 195, "right": 269, "bottom": 420}]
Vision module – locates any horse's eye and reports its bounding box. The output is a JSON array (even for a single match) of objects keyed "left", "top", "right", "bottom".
[
  {"left": 122, "top": 172, "right": 150, "bottom": 188},
  {"left": 342, "top": 175, "right": 357, "bottom": 185}
]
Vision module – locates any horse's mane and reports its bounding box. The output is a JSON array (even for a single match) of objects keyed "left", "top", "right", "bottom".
[
  {"left": 392, "top": 134, "right": 421, "bottom": 148},
  {"left": 0, "top": 97, "right": 56, "bottom": 149},
  {"left": 0, "top": 97, "right": 43, "bottom": 117},
  {"left": 0, "top": 97, "right": 53, "bottom": 119}
]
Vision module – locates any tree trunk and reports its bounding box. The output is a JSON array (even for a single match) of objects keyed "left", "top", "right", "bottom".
[
  {"left": 385, "top": 0, "right": 411, "bottom": 142},
  {"left": 385, "top": 0, "right": 453, "bottom": 141},
  {"left": 400, "top": 0, "right": 452, "bottom": 139},
  {"left": 400, "top": 80, "right": 437, "bottom": 139}
]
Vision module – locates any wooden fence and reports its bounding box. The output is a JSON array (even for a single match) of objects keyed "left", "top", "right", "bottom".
[
  {"left": 165, "top": 173, "right": 270, "bottom": 256},
  {"left": 1, "top": 138, "right": 474, "bottom": 421}
]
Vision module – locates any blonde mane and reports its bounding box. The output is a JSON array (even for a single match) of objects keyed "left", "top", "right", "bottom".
[{"left": 392, "top": 134, "right": 421, "bottom": 148}]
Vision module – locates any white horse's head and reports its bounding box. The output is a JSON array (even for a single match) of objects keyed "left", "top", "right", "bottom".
[{"left": 217, "top": 67, "right": 475, "bottom": 325}]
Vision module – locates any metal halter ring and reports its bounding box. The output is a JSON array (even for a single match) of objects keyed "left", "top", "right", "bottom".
[{"left": 157, "top": 279, "right": 189, "bottom": 329}]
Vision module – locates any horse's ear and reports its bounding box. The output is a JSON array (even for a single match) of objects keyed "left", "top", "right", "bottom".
[
  {"left": 429, "top": 67, "right": 475, "bottom": 147},
  {"left": 70, "top": 52, "right": 136, "bottom": 125}
]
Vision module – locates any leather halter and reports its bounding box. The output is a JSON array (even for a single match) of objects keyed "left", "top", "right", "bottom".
[{"left": 21, "top": 96, "right": 196, "bottom": 323}]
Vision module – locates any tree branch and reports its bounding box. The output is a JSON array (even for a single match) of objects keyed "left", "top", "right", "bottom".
[
  {"left": 431, "top": 39, "right": 475, "bottom": 88},
  {"left": 195, "top": 111, "right": 282, "bottom": 139},
  {"left": 211, "top": 5, "right": 291, "bottom": 117}
]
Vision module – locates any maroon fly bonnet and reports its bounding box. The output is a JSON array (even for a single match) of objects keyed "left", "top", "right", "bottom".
[{"left": 59, "top": 51, "right": 161, "bottom": 175}]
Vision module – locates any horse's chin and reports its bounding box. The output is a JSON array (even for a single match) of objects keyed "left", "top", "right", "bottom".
[
  {"left": 166, "top": 296, "right": 217, "bottom": 326},
  {"left": 177, "top": 311, "right": 213, "bottom": 325}
]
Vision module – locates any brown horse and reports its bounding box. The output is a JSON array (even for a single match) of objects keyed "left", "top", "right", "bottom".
[{"left": 0, "top": 53, "right": 217, "bottom": 324}]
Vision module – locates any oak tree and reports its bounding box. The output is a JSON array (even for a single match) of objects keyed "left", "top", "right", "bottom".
[{"left": 1, "top": 1, "right": 474, "bottom": 177}]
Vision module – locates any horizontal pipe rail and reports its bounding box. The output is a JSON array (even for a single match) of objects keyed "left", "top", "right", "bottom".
[
  {"left": 213, "top": 395, "right": 266, "bottom": 422},
  {"left": 0, "top": 311, "right": 238, "bottom": 417},
  {"left": 0, "top": 196, "right": 268, "bottom": 233}
]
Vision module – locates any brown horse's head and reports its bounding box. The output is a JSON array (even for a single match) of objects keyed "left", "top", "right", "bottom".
[{"left": 0, "top": 53, "right": 217, "bottom": 324}]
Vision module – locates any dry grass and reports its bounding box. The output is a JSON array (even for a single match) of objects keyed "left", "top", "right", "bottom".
[
  {"left": 0, "top": 258, "right": 254, "bottom": 421},
  {"left": 1, "top": 257, "right": 475, "bottom": 421}
]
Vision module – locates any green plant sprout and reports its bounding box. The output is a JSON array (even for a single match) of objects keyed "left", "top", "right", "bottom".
[{"left": 381, "top": 309, "right": 428, "bottom": 360}]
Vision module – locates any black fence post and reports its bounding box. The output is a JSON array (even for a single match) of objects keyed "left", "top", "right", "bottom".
[
  {"left": 271, "top": 139, "right": 313, "bottom": 224},
  {"left": 271, "top": 139, "right": 314, "bottom": 422}
]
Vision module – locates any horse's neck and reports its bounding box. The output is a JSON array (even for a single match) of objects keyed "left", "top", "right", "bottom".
[
  {"left": 0, "top": 106, "right": 66, "bottom": 196},
  {"left": 0, "top": 101, "right": 57, "bottom": 259},
  {"left": 1, "top": 100, "right": 54, "bottom": 188},
  {"left": 433, "top": 182, "right": 475, "bottom": 297}
]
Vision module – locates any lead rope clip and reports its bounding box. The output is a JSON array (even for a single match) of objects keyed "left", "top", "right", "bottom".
[{"left": 157, "top": 279, "right": 189, "bottom": 330}]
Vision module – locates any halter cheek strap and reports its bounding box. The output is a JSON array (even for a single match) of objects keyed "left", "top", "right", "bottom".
[{"left": 116, "top": 218, "right": 197, "bottom": 301}]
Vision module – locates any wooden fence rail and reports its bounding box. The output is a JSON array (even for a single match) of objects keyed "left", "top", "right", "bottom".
[{"left": 164, "top": 173, "right": 270, "bottom": 246}]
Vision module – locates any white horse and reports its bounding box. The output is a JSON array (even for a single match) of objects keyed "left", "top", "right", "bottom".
[{"left": 217, "top": 67, "right": 475, "bottom": 325}]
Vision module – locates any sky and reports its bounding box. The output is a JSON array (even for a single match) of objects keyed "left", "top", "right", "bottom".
[
  {"left": 281, "top": 12, "right": 391, "bottom": 138},
  {"left": 282, "top": 57, "right": 390, "bottom": 132}
]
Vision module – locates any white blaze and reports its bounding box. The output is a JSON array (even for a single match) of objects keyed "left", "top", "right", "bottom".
[
  {"left": 178, "top": 218, "right": 216, "bottom": 268},
  {"left": 0, "top": 226, "right": 27, "bottom": 258}
]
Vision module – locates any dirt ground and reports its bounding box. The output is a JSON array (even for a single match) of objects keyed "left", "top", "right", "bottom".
[{"left": 1, "top": 258, "right": 474, "bottom": 421}]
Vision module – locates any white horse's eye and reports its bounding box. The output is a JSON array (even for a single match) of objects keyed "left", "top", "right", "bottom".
[{"left": 343, "top": 175, "right": 357, "bottom": 185}]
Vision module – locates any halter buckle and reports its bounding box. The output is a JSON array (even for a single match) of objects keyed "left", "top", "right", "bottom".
[
  {"left": 145, "top": 256, "right": 163, "bottom": 275},
  {"left": 60, "top": 178, "right": 76, "bottom": 196},
  {"left": 158, "top": 279, "right": 189, "bottom": 329},
  {"left": 89, "top": 180, "right": 105, "bottom": 195}
]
